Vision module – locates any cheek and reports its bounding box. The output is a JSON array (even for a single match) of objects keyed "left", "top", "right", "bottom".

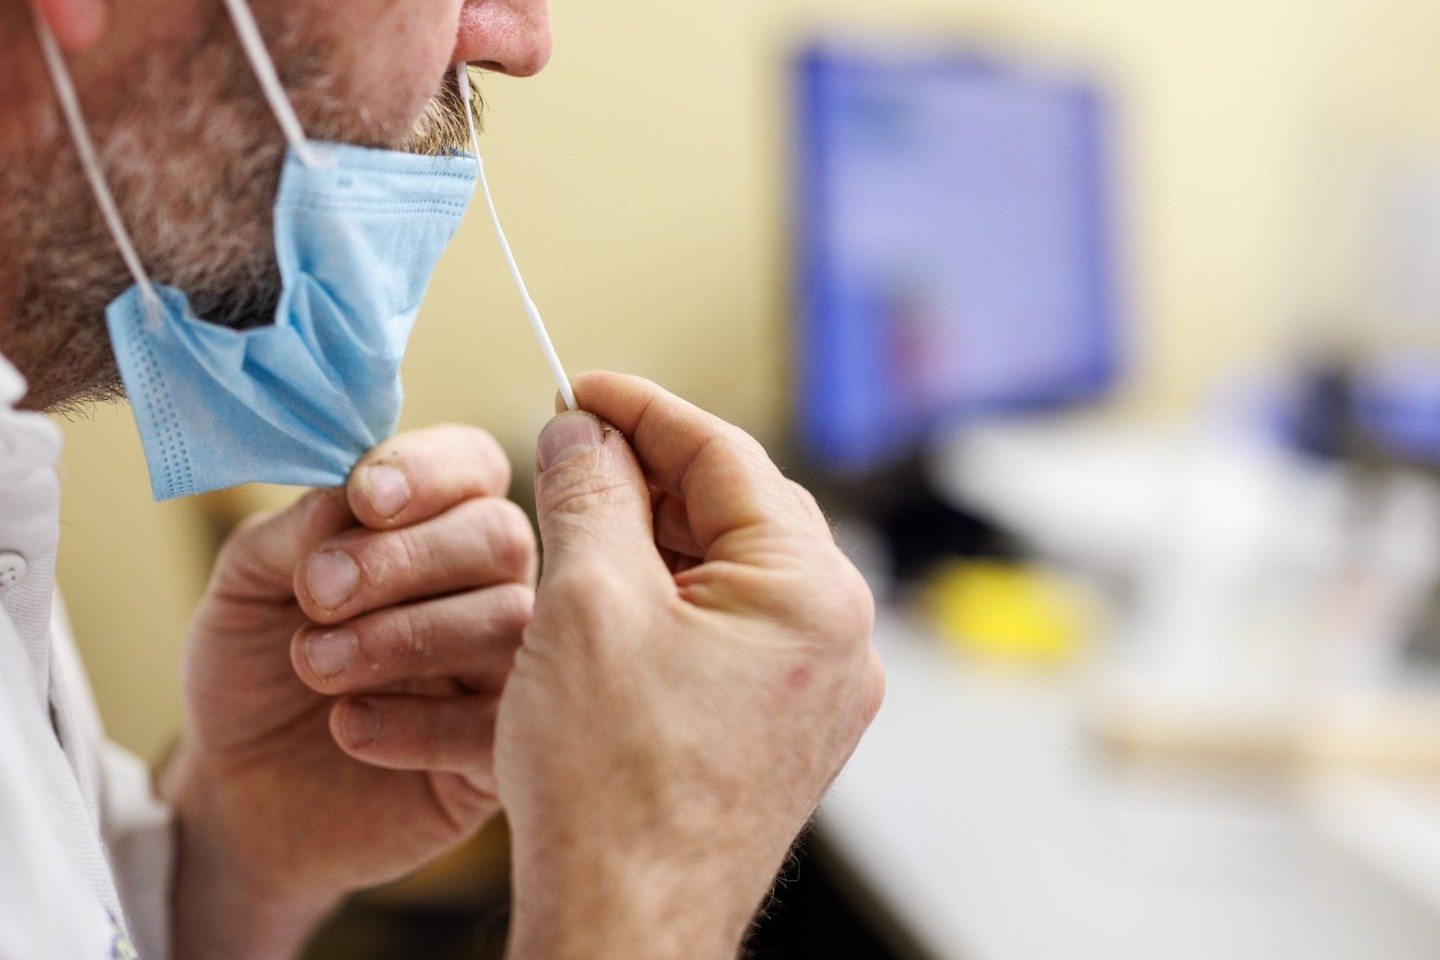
[{"left": 327, "top": 1, "right": 465, "bottom": 135}]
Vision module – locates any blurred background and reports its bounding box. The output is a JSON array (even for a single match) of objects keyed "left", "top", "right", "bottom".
[{"left": 51, "top": 0, "right": 1440, "bottom": 956}]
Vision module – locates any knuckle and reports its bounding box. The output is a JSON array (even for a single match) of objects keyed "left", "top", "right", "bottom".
[
  {"left": 786, "top": 480, "right": 829, "bottom": 527},
  {"left": 542, "top": 566, "right": 632, "bottom": 635},
  {"left": 787, "top": 558, "right": 874, "bottom": 644},
  {"left": 213, "top": 506, "right": 284, "bottom": 572},
  {"left": 834, "top": 563, "right": 876, "bottom": 634},
  {"left": 554, "top": 564, "right": 627, "bottom": 605},
  {"left": 448, "top": 423, "right": 512, "bottom": 493},
  {"left": 483, "top": 501, "right": 537, "bottom": 574},
  {"left": 785, "top": 478, "right": 815, "bottom": 506},
  {"left": 489, "top": 583, "right": 535, "bottom": 638},
  {"left": 226, "top": 508, "right": 274, "bottom": 547},
  {"left": 212, "top": 532, "right": 252, "bottom": 578},
  {"left": 449, "top": 422, "right": 504, "bottom": 460},
  {"left": 378, "top": 424, "right": 513, "bottom": 500},
  {"left": 720, "top": 427, "right": 779, "bottom": 481},
  {"left": 381, "top": 526, "right": 428, "bottom": 583},
  {"left": 542, "top": 470, "right": 639, "bottom": 524},
  {"left": 733, "top": 427, "right": 772, "bottom": 463}
]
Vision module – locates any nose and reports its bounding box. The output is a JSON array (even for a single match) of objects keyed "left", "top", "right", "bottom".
[{"left": 454, "top": 0, "right": 553, "bottom": 78}]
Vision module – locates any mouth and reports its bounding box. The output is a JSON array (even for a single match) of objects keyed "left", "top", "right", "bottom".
[
  {"left": 197, "top": 69, "right": 487, "bottom": 333},
  {"left": 395, "top": 67, "right": 486, "bottom": 157}
]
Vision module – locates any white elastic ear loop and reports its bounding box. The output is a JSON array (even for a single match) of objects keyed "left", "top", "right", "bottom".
[
  {"left": 218, "top": 0, "right": 327, "bottom": 170},
  {"left": 457, "top": 64, "right": 578, "bottom": 411},
  {"left": 33, "top": 16, "right": 163, "bottom": 324}
]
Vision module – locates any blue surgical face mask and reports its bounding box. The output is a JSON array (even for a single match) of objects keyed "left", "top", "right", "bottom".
[
  {"left": 34, "top": 0, "right": 477, "bottom": 501},
  {"left": 106, "top": 145, "right": 474, "bottom": 499}
]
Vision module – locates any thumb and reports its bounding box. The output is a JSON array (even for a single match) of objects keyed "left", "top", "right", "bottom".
[{"left": 534, "top": 411, "right": 662, "bottom": 577}]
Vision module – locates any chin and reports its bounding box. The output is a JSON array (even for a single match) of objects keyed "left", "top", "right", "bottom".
[{"left": 303, "top": 7, "right": 464, "bottom": 147}]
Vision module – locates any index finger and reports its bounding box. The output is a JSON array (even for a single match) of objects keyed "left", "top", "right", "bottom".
[
  {"left": 348, "top": 423, "right": 512, "bottom": 530},
  {"left": 571, "top": 372, "right": 818, "bottom": 558}
]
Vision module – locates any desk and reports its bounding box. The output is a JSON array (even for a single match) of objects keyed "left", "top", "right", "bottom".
[{"left": 818, "top": 612, "right": 1440, "bottom": 960}]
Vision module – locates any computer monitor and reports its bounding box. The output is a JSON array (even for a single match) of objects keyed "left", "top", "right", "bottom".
[{"left": 793, "top": 42, "right": 1124, "bottom": 472}]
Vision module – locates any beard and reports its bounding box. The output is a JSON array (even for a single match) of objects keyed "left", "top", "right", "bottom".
[{"left": 0, "top": 12, "right": 480, "bottom": 413}]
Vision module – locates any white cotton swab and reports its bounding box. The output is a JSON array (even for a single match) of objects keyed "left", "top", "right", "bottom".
[{"left": 456, "top": 64, "right": 578, "bottom": 412}]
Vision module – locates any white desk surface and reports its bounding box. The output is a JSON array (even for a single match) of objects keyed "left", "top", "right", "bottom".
[{"left": 819, "top": 612, "right": 1440, "bottom": 960}]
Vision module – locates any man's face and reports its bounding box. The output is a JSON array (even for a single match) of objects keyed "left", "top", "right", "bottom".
[
  {"left": 270, "top": 0, "right": 552, "bottom": 147},
  {"left": 0, "top": 0, "right": 550, "bottom": 409}
]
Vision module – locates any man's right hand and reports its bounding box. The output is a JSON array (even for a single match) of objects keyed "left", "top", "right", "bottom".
[{"left": 497, "top": 372, "right": 885, "bottom": 960}]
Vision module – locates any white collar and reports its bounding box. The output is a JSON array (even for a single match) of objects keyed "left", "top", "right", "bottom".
[{"left": 0, "top": 351, "right": 27, "bottom": 409}]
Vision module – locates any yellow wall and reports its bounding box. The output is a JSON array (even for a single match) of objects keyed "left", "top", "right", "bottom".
[{"left": 57, "top": 0, "right": 1440, "bottom": 760}]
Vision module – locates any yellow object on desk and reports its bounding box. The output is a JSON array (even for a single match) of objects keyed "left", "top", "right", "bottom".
[{"left": 926, "top": 561, "right": 1091, "bottom": 665}]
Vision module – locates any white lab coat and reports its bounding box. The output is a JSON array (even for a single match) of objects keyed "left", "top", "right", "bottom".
[{"left": 0, "top": 352, "right": 172, "bottom": 960}]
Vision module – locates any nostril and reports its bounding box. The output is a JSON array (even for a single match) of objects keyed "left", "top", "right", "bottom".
[{"left": 454, "top": 0, "right": 553, "bottom": 78}]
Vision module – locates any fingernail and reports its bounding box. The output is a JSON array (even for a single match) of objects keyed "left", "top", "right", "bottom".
[
  {"left": 364, "top": 464, "right": 411, "bottom": 520},
  {"left": 306, "top": 551, "right": 360, "bottom": 611},
  {"left": 305, "top": 629, "right": 355, "bottom": 679},
  {"left": 538, "top": 411, "right": 605, "bottom": 471},
  {"left": 343, "top": 701, "right": 380, "bottom": 748}
]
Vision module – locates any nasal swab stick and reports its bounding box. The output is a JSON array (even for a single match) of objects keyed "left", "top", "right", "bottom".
[{"left": 456, "top": 64, "right": 578, "bottom": 411}]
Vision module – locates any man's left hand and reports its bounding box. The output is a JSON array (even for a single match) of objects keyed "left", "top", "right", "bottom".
[{"left": 160, "top": 425, "right": 534, "bottom": 953}]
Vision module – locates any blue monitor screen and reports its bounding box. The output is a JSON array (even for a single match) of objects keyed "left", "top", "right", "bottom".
[{"left": 794, "top": 43, "right": 1123, "bottom": 472}]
